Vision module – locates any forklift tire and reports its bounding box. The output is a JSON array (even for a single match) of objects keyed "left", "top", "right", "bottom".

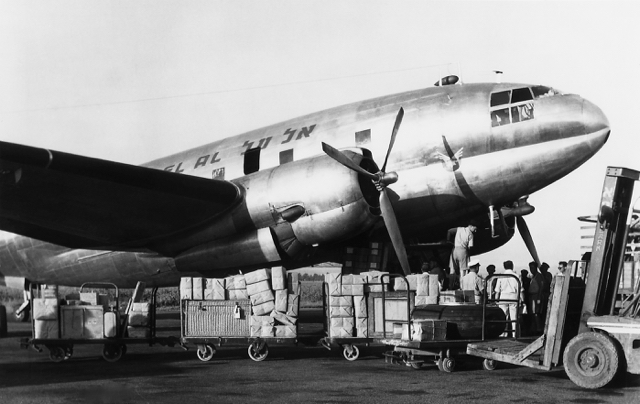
[
  {"left": 482, "top": 359, "right": 497, "bottom": 371},
  {"left": 563, "top": 332, "right": 620, "bottom": 389},
  {"left": 102, "top": 344, "right": 124, "bottom": 363}
]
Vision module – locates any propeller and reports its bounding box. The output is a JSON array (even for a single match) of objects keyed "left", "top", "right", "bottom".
[
  {"left": 322, "top": 107, "right": 411, "bottom": 275},
  {"left": 516, "top": 216, "right": 541, "bottom": 267}
]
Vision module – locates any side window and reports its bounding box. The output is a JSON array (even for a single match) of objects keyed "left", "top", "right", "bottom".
[
  {"left": 279, "top": 149, "right": 293, "bottom": 165},
  {"left": 490, "top": 91, "right": 510, "bottom": 107},
  {"left": 355, "top": 129, "right": 371, "bottom": 145},
  {"left": 492, "top": 108, "right": 510, "bottom": 127},
  {"left": 244, "top": 147, "right": 261, "bottom": 175}
]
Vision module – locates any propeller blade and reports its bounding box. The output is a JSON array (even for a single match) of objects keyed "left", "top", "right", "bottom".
[
  {"left": 380, "top": 189, "right": 411, "bottom": 275},
  {"left": 516, "top": 216, "right": 541, "bottom": 266},
  {"left": 381, "top": 107, "right": 404, "bottom": 173},
  {"left": 321, "top": 142, "right": 378, "bottom": 180}
]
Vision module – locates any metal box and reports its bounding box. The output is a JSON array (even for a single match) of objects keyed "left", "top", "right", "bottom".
[{"left": 183, "top": 300, "right": 251, "bottom": 337}]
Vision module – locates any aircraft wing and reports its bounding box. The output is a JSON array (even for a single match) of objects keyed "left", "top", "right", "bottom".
[{"left": 0, "top": 141, "right": 241, "bottom": 251}]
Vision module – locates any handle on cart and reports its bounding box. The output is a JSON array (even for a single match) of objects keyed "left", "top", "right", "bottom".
[{"left": 79, "top": 282, "right": 119, "bottom": 298}]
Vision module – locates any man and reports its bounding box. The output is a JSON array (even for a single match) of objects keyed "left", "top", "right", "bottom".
[
  {"left": 539, "top": 262, "right": 552, "bottom": 322},
  {"left": 485, "top": 264, "right": 497, "bottom": 301},
  {"left": 556, "top": 261, "right": 568, "bottom": 276},
  {"left": 528, "top": 261, "right": 544, "bottom": 334},
  {"left": 448, "top": 220, "right": 478, "bottom": 281},
  {"left": 428, "top": 259, "right": 446, "bottom": 290},
  {"left": 496, "top": 260, "right": 521, "bottom": 337},
  {"left": 461, "top": 259, "right": 483, "bottom": 304}
]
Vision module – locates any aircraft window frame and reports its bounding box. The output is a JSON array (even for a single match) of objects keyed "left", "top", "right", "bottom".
[
  {"left": 490, "top": 91, "right": 510, "bottom": 107},
  {"left": 511, "top": 88, "right": 533, "bottom": 103},
  {"left": 244, "top": 147, "right": 261, "bottom": 175},
  {"left": 532, "top": 85, "right": 560, "bottom": 98},
  {"left": 279, "top": 149, "right": 294, "bottom": 165},
  {"left": 490, "top": 87, "right": 535, "bottom": 127}
]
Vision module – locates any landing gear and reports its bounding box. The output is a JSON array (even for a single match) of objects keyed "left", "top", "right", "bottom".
[
  {"left": 564, "top": 332, "right": 620, "bottom": 389},
  {"left": 196, "top": 344, "right": 216, "bottom": 362}
]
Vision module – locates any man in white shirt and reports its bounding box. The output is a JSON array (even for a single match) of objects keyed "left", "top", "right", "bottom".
[
  {"left": 448, "top": 220, "right": 478, "bottom": 281},
  {"left": 496, "top": 260, "right": 521, "bottom": 337}
]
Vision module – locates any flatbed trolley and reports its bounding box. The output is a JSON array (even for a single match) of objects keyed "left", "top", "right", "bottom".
[
  {"left": 21, "top": 282, "right": 179, "bottom": 362},
  {"left": 180, "top": 299, "right": 298, "bottom": 362},
  {"left": 381, "top": 273, "right": 521, "bottom": 372},
  {"left": 320, "top": 280, "right": 375, "bottom": 361}
]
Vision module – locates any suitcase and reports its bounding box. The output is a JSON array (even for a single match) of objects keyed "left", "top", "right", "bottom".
[{"left": 104, "top": 311, "right": 118, "bottom": 338}]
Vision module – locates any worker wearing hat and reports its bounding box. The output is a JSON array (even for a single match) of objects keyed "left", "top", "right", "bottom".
[
  {"left": 461, "top": 259, "right": 483, "bottom": 304},
  {"left": 448, "top": 220, "right": 479, "bottom": 283}
]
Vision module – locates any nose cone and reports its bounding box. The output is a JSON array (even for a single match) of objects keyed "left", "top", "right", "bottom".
[{"left": 582, "top": 98, "right": 610, "bottom": 146}]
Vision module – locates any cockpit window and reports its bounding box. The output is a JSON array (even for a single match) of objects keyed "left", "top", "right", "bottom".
[
  {"left": 531, "top": 85, "right": 560, "bottom": 98},
  {"left": 511, "top": 88, "right": 533, "bottom": 103},
  {"left": 490, "top": 91, "right": 510, "bottom": 107},
  {"left": 490, "top": 87, "right": 535, "bottom": 127}
]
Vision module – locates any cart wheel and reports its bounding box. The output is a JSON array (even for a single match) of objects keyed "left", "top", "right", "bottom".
[
  {"left": 342, "top": 344, "right": 360, "bottom": 361},
  {"left": 410, "top": 362, "right": 423, "bottom": 370},
  {"left": 482, "top": 359, "right": 497, "bottom": 371},
  {"left": 248, "top": 341, "right": 269, "bottom": 362},
  {"left": 48, "top": 346, "right": 66, "bottom": 363},
  {"left": 440, "top": 357, "right": 456, "bottom": 372},
  {"left": 63, "top": 345, "right": 74, "bottom": 360},
  {"left": 196, "top": 344, "right": 216, "bottom": 362},
  {"left": 102, "top": 344, "right": 124, "bottom": 362},
  {"left": 563, "top": 332, "right": 620, "bottom": 389}
]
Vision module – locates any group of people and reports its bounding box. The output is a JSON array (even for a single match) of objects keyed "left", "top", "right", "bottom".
[{"left": 417, "top": 257, "right": 569, "bottom": 337}]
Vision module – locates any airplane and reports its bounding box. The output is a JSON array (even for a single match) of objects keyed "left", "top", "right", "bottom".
[{"left": 0, "top": 75, "right": 610, "bottom": 319}]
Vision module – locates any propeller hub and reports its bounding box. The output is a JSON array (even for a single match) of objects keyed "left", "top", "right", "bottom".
[{"left": 378, "top": 171, "right": 398, "bottom": 187}]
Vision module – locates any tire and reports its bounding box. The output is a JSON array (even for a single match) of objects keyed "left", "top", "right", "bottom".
[
  {"left": 48, "top": 346, "right": 66, "bottom": 363},
  {"left": 247, "top": 341, "right": 269, "bottom": 362},
  {"left": 410, "top": 362, "right": 423, "bottom": 370},
  {"left": 196, "top": 344, "right": 216, "bottom": 362},
  {"left": 482, "top": 359, "right": 497, "bottom": 371},
  {"left": 441, "top": 357, "right": 456, "bottom": 373},
  {"left": 102, "top": 344, "right": 124, "bottom": 363},
  {"left": 342, "top": 344, "right": 360, "bottom": 361},
  {"left": 563, "top": 332, "right": 620, "bottom": 389}
]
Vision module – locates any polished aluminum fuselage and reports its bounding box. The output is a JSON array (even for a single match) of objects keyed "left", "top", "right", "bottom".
[{"left": 0, "top": 82, "right": 609, "bottom": 287}]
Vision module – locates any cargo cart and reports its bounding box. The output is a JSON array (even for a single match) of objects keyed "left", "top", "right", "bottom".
[
  {"left": 381, "top": 273, "right": 519, "bottom": 372},
  {"left": 320, "top": 280, "right": 375, "bottom": 361},
  {"left": 180, "top": 299, "right": 298, "bottom": 362},
  {"left": 21, "top": 282, "right": 179, "bottom": 362}
]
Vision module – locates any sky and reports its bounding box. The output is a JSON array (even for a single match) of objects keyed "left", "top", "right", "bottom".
[{"left": 1, "top": 1, "right": 638, "bottom": 274}]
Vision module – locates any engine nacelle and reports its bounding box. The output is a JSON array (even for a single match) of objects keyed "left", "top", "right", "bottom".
[{"left": 238, "top": 151, "right": 380, "bottom": 252}]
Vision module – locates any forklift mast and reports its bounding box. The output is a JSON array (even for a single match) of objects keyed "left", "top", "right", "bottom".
[{"left": 579, "top": 167, "right": 640, "bottom": 333}]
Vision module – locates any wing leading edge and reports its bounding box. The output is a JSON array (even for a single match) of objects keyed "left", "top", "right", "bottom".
[{"left": 0, "top": 141, "right": 242, "bottom": 251}]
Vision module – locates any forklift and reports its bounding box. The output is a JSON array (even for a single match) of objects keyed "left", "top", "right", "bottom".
[{"left": 467, "top": 166, "right": 640, "bottom": 389}]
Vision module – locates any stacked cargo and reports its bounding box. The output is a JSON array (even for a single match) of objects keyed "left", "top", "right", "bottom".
[
  {"left": 33, "top": 287, "right": 59, "bottom": 339},
  {"left": 326, "top": 273, "right": 368, "bottom": 338},
  {"left": 414, "top": 274, "right": 440, "bottom": 305},
  {"left": 438, "top": 290, "right": 474, "bottom": 304},
  {"left": 127, "top": 302, "right": 151, "bottom": 338},
  {"left": 180, "top": 266, "right": 301, "bottom": 339}
]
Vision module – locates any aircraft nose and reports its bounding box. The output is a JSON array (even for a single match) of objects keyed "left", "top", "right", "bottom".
[{"left": 582, "top": 98, "right": 610, "bottom": 144}]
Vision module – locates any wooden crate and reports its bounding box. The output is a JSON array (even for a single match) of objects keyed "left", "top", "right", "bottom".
[{"left": 184, "top": 300, "right": 251, "bottom": 337}]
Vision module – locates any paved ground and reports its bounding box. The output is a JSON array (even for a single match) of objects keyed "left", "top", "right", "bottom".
[{"left": 1, "top": 309, "right": 639, "bottom": 404}]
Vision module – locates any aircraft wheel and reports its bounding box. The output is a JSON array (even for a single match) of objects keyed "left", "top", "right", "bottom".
[
  {"left": 342, "top": 344, "right": 360, "bottom": 361},
  {"left": 564, "top": 332, "right": 619, "bottom": 389},
  {"left": 196, "top": 344, "right": 216, "bottom": 362},
  {"left": 102, "top": 344, "right": 124, "bottom": 362},
  {"left": 248, "top": 341, "right": 269, "bottom": 362},
  {"left": 440, "top": 357, "right": 456, "bottom": 373},
  {"left": 482, "top": 359, "right": 497, "bottom": 371},
  {"left": 48, "top": 346, "right": 66, "bottom": 363}
]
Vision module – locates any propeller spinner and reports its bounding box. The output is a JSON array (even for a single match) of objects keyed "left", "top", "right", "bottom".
[{"left": 322, "top": 108, "right": 411, "bottom": 275}]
